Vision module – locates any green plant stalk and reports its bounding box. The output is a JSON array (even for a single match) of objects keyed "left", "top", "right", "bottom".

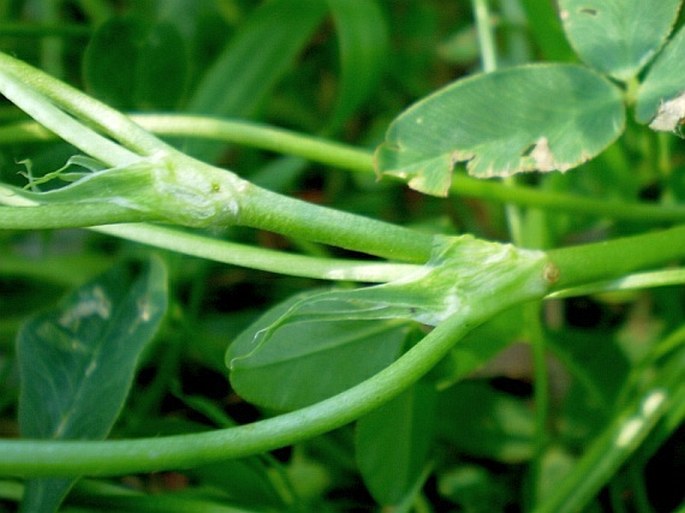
[
  {"left": 547, "top": 224, "right": 685, "bottom": 290},
  {"left": 0, "top": 204, "right": 161, "bottom": 229},
  {"left": 235, "top": 183, "right": 435, "bottom": 262},
  {"left": 5, "top": 117, "right": 685, "bottom": 223},
  {"left": 472, "top": 0, "right": 498, "bottom": 72},
  {"left": 0, "top": 182, "right": 422, "bottom": 282},
  {"left": 0, "top": 293, "right": 517, "bottom": 477}
]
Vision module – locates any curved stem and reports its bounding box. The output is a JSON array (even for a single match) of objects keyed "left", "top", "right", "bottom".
[
  {"left": 0, "top": 300, "right": 502, "bottom": 477},
  {"left": 0, "top": 51, "right": 169, "bottom": 157},
  {"left": 135, "top": 114, "right": 373, "bottom": 173},
  {"left": 0, "top": 69, "right": 137, "bottom": 166}
]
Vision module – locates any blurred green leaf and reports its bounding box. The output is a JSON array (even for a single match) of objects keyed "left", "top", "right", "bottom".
[
  {"left": 558, "top": 0, "right": 681, "bottom": 81},
  {"left": 185, "top": 0, "right": 327, "bottom": 161},
  {"left": 636, "top": 25, "right": 685, "bottom": 131},
  {"left": 376, "top": 64, "right": 624, "bottom": 196},
  {"left": 436, "top": 381, "right": 534, "bottom": 463},
  {"left": 326, "top": 0, "right": 389, "bottom": 131},
  {"left": 519, "top": 0, "right": 575, "bottom": 62},
  {"left": 356, "top": 382, "right": 437, "bottom": 505},
  {"left": 226, "top": 289, "right": 409, "bottom": 410},
  {"left": 438, "top": 464, "right": 510, "bottom": 513},
  {"left": 83, "top": 16, "right": 188, "bottom": 109},
  {"left": 17, "top": 257, "right": 168, "bottom": 512}
]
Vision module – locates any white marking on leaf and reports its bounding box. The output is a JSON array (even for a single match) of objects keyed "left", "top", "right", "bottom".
[
  {"left": 641, "top": 389, "right": 666, "bottom": 416},
  {"left": 649, "top": 92, "right": 685, "bottom": 132},
  {"left": 59, "top": 286, "right": 111, "bottom": 330},
  {"left": 616, "top": 418, "right": 642, "bottom": 447},
  {"left": 530, "top": 137, "right": 557, "bottom": 171}
]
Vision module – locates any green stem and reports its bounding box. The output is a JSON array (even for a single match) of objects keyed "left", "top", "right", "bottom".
[
  {"left": 547, "top": 224, "right": 685, "bottom": 289},
  {"left": 134, "top": 114, "right": 374, "bottom": 173},
  {"left": 472, "top": 0, "right": 498, "bottom": 72},
  {"left": 0, "top": 298, "right": 505, "bottom": 477},
  {"left": 450, "top": 174, "right": 685, "bottom": 223},
  {"left": 236, "top": 183, "right": 435, "bottom": 263},
  {"left": 0, "top": 204, "right": 159, "bottom": 229},
  {"left": 0, "top": 226, "right": 684, "bottom": 477},
  {"left": 0, "top": 181, "right": 420, "bottom": 281}
]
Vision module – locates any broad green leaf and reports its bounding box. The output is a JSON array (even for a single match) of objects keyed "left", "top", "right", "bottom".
[
  {"left": 375, "top": 64, "right": 624, "bottom": 196},
  {"left": 227, "top": 290, "right": 410, "bottom": 410},
  {"left": 636, "top": 25, "right": 685, "bottom": 132},
  {"left": 558, "top": 0, "right": 681, "bottom": 81},
  {"left": 356, "top": 382, "right": 437, "bottom": 505},
  {"left": 185, "top": 0, "right": 327, "bottom": 161},
  {"left": 436, "top": 381, "right": 534, "bottom": 463},
  {"left": 326, "top": 0, "right": 389, "bottom": 131},
  {"left": 83, "top": 16, "right": 188, "bottom": 109},
  {"left": 17, "top": 258, "right": 168, "bottom": 513}
]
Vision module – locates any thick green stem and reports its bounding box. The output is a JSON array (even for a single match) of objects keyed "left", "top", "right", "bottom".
[
  {"left": 236, "top": 183, "right": 435, "bottom": 263},
  {"left": 547, "top": 224, "right": 685, "bottom": 289},
  {"left": 0, "top": 205, "right": 159, "bottom": 229}
]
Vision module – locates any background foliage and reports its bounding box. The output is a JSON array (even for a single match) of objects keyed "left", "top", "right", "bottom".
[{"left": 0, "top": 1, "right": 684, "bottom": 512}]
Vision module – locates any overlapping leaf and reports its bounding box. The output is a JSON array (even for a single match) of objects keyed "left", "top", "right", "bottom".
[
  {"left": 185, "top": 0, "right": 327, "bottom": 161},
  {"left": 636, "top": 25, "right": 685, "bottom": 132},
  {"left": 558, "top": 0, "right": 681, "bottom": 81},
  {"left": 356, "top": 382, "right": 437, "bottom": 505},
  {"left": 326, "top": 0, "right": 389, "bottom": 131},
  {"left": 226, "top": 290, "right": 410, "bottom": 410},
  {"left": 376, "top": 64, "right": 624, "bottom": 196}
]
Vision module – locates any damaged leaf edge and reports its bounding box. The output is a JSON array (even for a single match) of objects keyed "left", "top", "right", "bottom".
[{"left": 648, "top": 91, "right": 685, "bottom": 133}]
